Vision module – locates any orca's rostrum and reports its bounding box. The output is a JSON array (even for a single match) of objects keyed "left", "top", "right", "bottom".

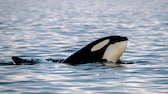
[{"left": 11, "top": 36, "right": 128, "bottom": 66}]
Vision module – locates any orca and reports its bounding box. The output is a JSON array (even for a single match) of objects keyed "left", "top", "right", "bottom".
[
  {"left": 9, "top": 36, "right": 128, "bottom": 65},
  {"left": 63, "top": 36, "right": 128, "bottom": 65}
]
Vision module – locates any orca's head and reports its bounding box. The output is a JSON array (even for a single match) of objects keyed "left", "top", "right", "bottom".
[{"left": 63, "top": 36, "right": 128, "bottom": 65}]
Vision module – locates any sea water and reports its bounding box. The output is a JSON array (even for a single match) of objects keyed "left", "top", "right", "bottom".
[{"left": 0, "top": 0, "right": 168, "bottom": 94}]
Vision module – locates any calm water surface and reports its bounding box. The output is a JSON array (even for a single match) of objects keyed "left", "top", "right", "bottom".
[{"left": 0, "top": 0, "right": 168, "bottom": 94}]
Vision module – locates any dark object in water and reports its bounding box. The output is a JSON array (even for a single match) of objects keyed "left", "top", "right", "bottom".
[
  {"left": 12, "top": 56, "right": 37, "bottom": 65},
  {"left": 63, "top": 36, "right": 128, "bottom": 65},
  {"left": 3, "top": 36, "right": 129, "bottom": 66}
]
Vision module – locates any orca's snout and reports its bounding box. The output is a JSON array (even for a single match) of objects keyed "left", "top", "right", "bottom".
[
  {"left": 108, "top": 36, "right": 128, "bottom": 43},
  {"left": 120, "top": 36, "right": 128, "bottom": 41}
]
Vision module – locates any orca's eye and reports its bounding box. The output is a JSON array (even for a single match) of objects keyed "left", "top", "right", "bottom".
[{"left": 91, "top": 39, "right": 110, "bottom": 52}]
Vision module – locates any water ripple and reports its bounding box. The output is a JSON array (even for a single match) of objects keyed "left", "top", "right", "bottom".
[{"left": 0, "top": 0, "right": 168, "bottom": 94}]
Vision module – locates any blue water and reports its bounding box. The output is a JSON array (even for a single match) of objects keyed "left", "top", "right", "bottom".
[{"left": 0, "top": 0, "right": 168, "bottom": 93}]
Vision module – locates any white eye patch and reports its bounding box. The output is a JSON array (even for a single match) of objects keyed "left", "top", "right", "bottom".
[{"left": 91, "top": 39, "right": 110, "bottom": 52}]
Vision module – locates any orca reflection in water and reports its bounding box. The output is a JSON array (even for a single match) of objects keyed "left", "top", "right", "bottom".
[{"left": 10, "top": 36, "right": 128, "bottom": 65}]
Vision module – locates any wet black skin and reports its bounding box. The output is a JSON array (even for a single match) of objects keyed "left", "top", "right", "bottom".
[{"left": 63, "top": 36, "right": 128, "bottom": 65}]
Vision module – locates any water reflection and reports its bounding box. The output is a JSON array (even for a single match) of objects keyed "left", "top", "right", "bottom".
[{"left": 0, "top": 0, "right": 168, "bottom": 93}]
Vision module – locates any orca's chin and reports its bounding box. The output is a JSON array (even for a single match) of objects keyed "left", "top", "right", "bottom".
[
  {"left": 103, "top": 40, "right": 128, "bottom": 63},
  {"left": 102, "top": 61, "right": 124, "bottom": 68}
]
